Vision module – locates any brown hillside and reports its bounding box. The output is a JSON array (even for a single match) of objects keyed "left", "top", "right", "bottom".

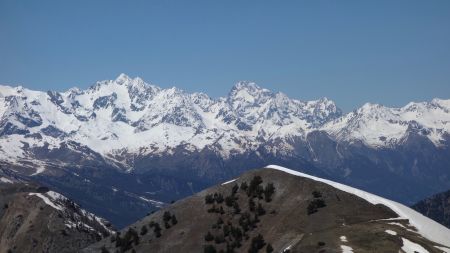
[{"left": 85, "top": 168, "right": 448, "bottom": 253}]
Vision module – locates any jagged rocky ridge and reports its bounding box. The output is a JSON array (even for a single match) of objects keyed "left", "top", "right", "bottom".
[
  {"left": 0, "top": 177, "right": 113, "bottom": 253},
  {"left": 85, "top": 166, "right": 450, "bottom": 253},
  {"left": 0, "top": 74, "right": 449, "bottom": 227}
]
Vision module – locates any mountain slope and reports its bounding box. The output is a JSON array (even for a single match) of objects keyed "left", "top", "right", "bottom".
[
  {"left": 0, "top": 179, "right": 113, "bottom": 253},
  {"left": 1, "top": 74, "right": 450, "bottom": 228},
  {"left": 85, "top": 166, "right": 450, "bottom": 253},
  {"left": 412, "top": 189, "right": 450, "bottom": 229}
]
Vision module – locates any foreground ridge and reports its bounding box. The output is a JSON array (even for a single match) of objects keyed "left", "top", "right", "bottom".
[
  {"left": 267, "top": 165, "right": 450, "bottom": 247},
  {"left": 85, "top": 166, "right": 450, "bottom": 252}
]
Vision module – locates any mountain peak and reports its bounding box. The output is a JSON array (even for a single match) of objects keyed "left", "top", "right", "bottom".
[
  {"left": 114, "top": 73, "right": 132, "bottom": 85},
  {"left": 228, "top": 81, "right": 273, "bottom": 103},
  {"left": 231, "top": 80, "right": 260, "bottom": 90}
]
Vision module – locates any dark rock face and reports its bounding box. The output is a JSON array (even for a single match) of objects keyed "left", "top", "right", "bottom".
[
  {"left": 41, "top": 125, "right": 67, "bottom": 138},
  {"left": 93, "top": 93, "right": 117, "bottom": 110},
  {"left": 84, "top": 169, "right": 446, "bottom": 253},
  {"left": 412, "top": 189, "right": 450, "bottom": 228}
]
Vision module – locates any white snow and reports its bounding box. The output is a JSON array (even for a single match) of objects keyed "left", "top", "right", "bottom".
[
  {"left": 0, "top": 75, "right": 344, "bottom": 163},
  {"left": 138, "top": 196, "right": 165, "bottom": 207},
  {"left": 340, "top": 245, "right": 354, "bottom": 253},
  {"left": 266, "top": 165, "right": 450, "bottom": 247},
  {"left": 1, "top": 75, "right": 449, "bottom": 166},
  {"left": 385, "top": 229, "right": 397, "bottom": 235},
  {"left": 28, "top": 192, "right": 63, "bottom": 211},
  {"left": 340, "top": 235, "right": 348, "bottom": 242},
  {"left": 27, "top": 188, "right": 114, "bottom": 236},
  {"left": 282, "top": 244, "right": 293, "bottom": 252},
  {"left": 221, "top": 179, "right": 237, "bottom": 185},
  {"left": 435, "top": 246, "right": 450, "bottom": 253},
  {"left": 323, "top": 99, "right": 450, "bottom": 147},
  {"left": 0, "top": 177, "right": 13, "bottom": 183},
  {"left": 401, "top": 237, "right": 429, "bottom": 253},
  {"left": 31, "top": 166, "right": 46, "bottom": 176},
  {"left": 388, "top": 222, "right": 406, "bottom": 228}
]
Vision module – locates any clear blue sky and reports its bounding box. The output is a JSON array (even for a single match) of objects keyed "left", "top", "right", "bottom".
[{"left": 1, "top": 1, "right": 449, "bottom": 111}]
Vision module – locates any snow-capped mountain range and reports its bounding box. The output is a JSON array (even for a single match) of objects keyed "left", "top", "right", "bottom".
[
  {"left": 1, "top": 73, "right": 449, "bottom": 171},
  {"left": 1, "top": 74, "right": 450, "bottom": 227}
]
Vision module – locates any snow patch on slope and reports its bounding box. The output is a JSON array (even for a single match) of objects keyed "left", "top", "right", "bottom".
[
  {"left": 0, "top": 177, "right": 13, "bottom": 183},
  {"left": 401, "top": 237, "right": 429, "bottom": 253},
  {"left": 340, "top": 245, "right": 354, "bottom": 253},
  {"left": 221, "top": 179, "right": 237, "bottom": 185},
  {"left": 31, "top": 166, "right": 46, "bottom": 176},
  {"left": 385, "top": 229, "right": 397, "bottom": 235},
  {"left": 29, "top": 192, "right": 63, "bottom": 211},
  {"left": 266, "top": 165, "right": 450, "bottom": 247},
  {"left": 138, "top": 196, "right": 165, "bottom": 208}
]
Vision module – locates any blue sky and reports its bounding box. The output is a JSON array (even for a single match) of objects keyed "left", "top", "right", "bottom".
[{"left": 1, "top": 1, "right": 449, "bottom": 111}]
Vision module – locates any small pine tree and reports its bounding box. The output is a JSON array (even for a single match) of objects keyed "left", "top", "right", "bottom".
[
  {"left": 205, "top": 194, "right": 215, "bottom": 204},
  {"left": 226, "top": 242, "right": 235, "bottom": 253},
  {"left": 152, "top": 222, "right": 162, "bottom": 237},
  {"left": 204, "top": 245, "right": 217, "bottom": 253},
  {"left": 215, "top": 193, "right": 224, "bottom": 203},
  {"left": 214, "top": 234, "right": 225, "bottom": 244},
  {"left": 171, "top": 214, "right": 178, "bottom": 225},
  {"left": 232, "top": 184, "right": 239, "bottom": 195},
  {"left": 264, "top": 183, "right": 275, "bottom": 202},
  {"left": 140, "top": 225, "right": 148, "bottom": 235},
  {"left": 248, "top": 234, "right": 265, "bottom": 253},
  {"left": 240, "top": 181, "right": 248, "bottom": 191},
  {"left": 163, "top": 211, "right": 172, "bottom": 223},
  {"left": 312, "top": 190, "right": 322, "bottom": 198},
  {"left": 223, "top": 224, "right": 230, "bottom": 237},
  {"left": 257, "top": 203, "right": 266, "bottom": 216},
  {"left": 238, "top": 212, "right": 251, "bottom": 232},
  {"left": 248, "top": 176, "right": 263, "bottom": 197},
  {"left": 233, "top": 202, "right": 241, "bottom": 214},
  {"left": 248, "top": 198, "right": 256, "bottom": 212},
  {"left": 205, "top": 231, "right": 214, "bottom": 241},
  {"left": 266, "top": 243, "right": 274, "bottom": 253},
  {"left": 225, "top": 196, "right": 234, "bottom": 207},
  {"left": 307, "top": 198, "right": 327, "bottom": 215}
]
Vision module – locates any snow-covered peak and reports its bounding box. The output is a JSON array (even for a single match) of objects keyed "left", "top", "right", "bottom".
[
  {"left": 230, "top": 80, "right": 264, "bottom": 92},
  {"left": 431, "top": 98, "right": 450, "bottom": 109},
  {"left": 228, "top": 81, "right": 273, "bottom": 104},
  {"left": 114, "top": 73, "right": 132, "bottom": 85},
  {"left": 323, "top": 99, "right": 450, "bottom": 147}
]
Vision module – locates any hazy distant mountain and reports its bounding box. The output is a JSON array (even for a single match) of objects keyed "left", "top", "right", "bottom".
[
  {"left": 0, "top": 74, "right": 449, "bottom": 227},
  {"left": 84, "top": 166, "right": 450, "bottom": 253},
  {"left": 412, "top": 189, "right": 450, "bottom": 229}
]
